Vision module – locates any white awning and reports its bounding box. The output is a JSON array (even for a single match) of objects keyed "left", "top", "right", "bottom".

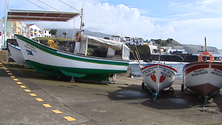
[
  {"left": 85, "top": 35, "right": 129, "bottom": 50},
  {"left": 7, "top": 9, "right": 80, "bottom": 22}
]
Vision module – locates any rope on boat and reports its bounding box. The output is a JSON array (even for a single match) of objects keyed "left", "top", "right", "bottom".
[
  {"left": 201, "top": 96, "right": 209, "bottom": 111},
  {"left": 144, "top": 83, "right": 159, "bottom": 101},
  {"left": 152, "top": 93, "right": 158, "bottom": 101},
  {"left": 200, "top": 88, "right": 221, "bottom": 112}
]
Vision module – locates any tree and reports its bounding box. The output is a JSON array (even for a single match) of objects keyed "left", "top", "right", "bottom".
[
  {"left": 62, "top": 32, "right": 67, "bottom": 38},
  {"left": 166, "top": 38, "right": 173, "bottom": 44},
  {"left": 154, "top": 39, "right": 162, "bottom": 45},
  {"left": 49, "top": 29, "right": 57, "bottom": 37},
  {"left": 154, "top": 39, "right": 168, "bottom": 46},
  {"left": 104, "top": 37, "right": 109, "bottom": 40}
]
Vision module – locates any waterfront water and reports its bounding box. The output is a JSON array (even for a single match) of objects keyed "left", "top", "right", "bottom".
[{"left": 129, "top": 62, "right": 188, "bottom": 79}]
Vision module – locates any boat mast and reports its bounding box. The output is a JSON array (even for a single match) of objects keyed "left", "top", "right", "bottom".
[
  {"left": 78, "top": 8, "right": 84, "bottom": 43},
  {"left": 80, "top": 8, "right": 83, "bottom": 33},
  {"left": 204, "top": 37, "right": 207, "bottom": 52}
]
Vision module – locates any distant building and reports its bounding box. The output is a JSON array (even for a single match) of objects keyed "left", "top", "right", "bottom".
[
  {"left": 10, "top": 21, "right": 22, "bottom": 35},
  {"left": 21, "top": 22, "right": 28, "bottom": 37},
  {"left": 41, "top": 28, "right": 51, "bottom": 37},
  {"left": 27, "top": 24, "right": 41, "bottom": 39},
  {"left": 111, "top": 35, "right": 121, "bottom": 42},
  {"left": 147, "top": 39, "right": 187, "bottom": 55},
  {"left": 124, "top": 37, "right": 144, "bottom": 46}
]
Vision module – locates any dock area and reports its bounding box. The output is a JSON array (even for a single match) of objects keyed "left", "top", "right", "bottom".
[{"left": 0, "top": 62, "right": 222, "bottom": 125}]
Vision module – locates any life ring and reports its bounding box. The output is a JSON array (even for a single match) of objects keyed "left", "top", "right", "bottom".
[
  {"left": 198, "top": 52, "right": 214, "bottom": 62},
  {"left": 75, "top": 31, "right": 82, "bottom": 42}
]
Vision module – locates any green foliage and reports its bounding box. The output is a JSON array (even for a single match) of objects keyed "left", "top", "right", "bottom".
[
  {"left": 104, "top": 37, "right": 109, "bottom": 40},
  {"left": 62, "top": 32, "right": 67, "bottom": 38},
  {"left": 154, "top": 39, "right": 162, "bottom": 45},
  {"left": 166, "top": 38, "right": 173, "bottom": 44},
  {"left": 49, "top": 29, "right": 57, "bottom": 36},
  {"left": 153, "top": 39, "right": 173, "bottom": 46},
  {"left": 129, "top": 46, "right": 150, "bottom": 54}
]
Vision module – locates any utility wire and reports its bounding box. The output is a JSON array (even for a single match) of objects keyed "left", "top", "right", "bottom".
[
  {"left": 58, "top": 0, "right": 80, "bottom": 12},
  {"left": 37, "top": 0, "right": 59, "bottom": 11},
  {"left": 26, "top": 0, "right": 46, "bottom": 10}
]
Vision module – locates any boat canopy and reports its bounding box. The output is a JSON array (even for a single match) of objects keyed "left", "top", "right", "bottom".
[
  {"left": 85, "top": 35, "right": 128, "bottom": 50},
  {"left": 7, "top": 9, "right": 80, "bottom": 22},
  {"left": 84, "top": 35, "right": 130, "bottom": 60}
]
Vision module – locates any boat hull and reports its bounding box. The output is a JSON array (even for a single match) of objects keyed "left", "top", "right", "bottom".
[
  {"left": 183, "top": 62, "right": 222, "bottom": 96},
  {"left": 15, "top": 34, "right": 129, "bottom": 81},
  {"left": 8, "top": 43, "right": 29, "bottom": 67},
  {"left": 141, "top": 64, "right": 178, "bottom": 93}
]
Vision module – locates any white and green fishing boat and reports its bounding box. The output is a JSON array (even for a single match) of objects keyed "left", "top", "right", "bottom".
[{"left": 15, "top": 34, "right": 130, "bottom": 81}]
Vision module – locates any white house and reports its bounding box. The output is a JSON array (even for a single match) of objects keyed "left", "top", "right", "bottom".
[
  {"left": 27, "top": 24, "right": 41, "bottom": 39},
  {"left": 41, "top": 28, "right": 51, "bottom": 37},
  {"left": 111, "top": 35, "right": 121, "bottom": 42},
  {"left": 124, "top": 37, "right": 144, "bottom": 46}
]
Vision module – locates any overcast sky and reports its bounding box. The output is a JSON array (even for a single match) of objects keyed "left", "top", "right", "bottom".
[{"left": 1, "top": 0, "right": 222, "bottom": 49}]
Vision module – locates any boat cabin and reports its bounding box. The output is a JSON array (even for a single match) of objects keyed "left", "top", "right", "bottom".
[{"left": 74, "top": 35, "right": 130, "bottom": 60}]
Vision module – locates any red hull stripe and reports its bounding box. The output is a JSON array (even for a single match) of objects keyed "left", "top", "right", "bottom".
[
  {"left": 141, "top": 64, "right": 158, "bottom": 70},
  {"left": 183, "top": 64, "right": 209, "bottom": 75},
  {"left": 211, "top": 64, "right": 222, "bottom": 70},
  {"left": 142, "top": 64, "right": 178, "bottom": 73}
]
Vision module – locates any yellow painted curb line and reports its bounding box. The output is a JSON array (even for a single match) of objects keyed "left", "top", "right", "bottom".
[
  {"left": 20, "top": 85, "right": 26, "bottom": 88},
  {"left": 10, "top": 76, "right": 16, "bottom": 78},
  {"left": 52, "top": 110, "right": 62, "bottom": 114},
  {"left": 17, "top": 82, "right": 22, "bottom": 85},
  {"left": 24, "top": 89, "right": 31, "bottom": 92},
  {"left": 13, "top": 79, "right": 19, "bottom": 82},
  {"left": 35, "top": 98, "right": 44, "bottom": 101},
  {"left": 43, "top": 104, "right": 52, "bottom": 108},
  {"left": 29, "top": 93, "right": 37, "bottom": 96},
  {"left": 64, "top": 116, "right": 76, "bottom": 121}
]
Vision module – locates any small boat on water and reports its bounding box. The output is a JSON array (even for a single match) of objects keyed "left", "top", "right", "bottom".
[
  {"left": 7, "top": 42, "right": 29, "bottom": 67},
  {"left": 15, "top": 34, "right": 130, "bottom": 81},
  {"left": 141, "top": 63, "right": 178, "bottom": 101},
  {"left": 183, "top": 52, "right": 222, "bottom": 98}
]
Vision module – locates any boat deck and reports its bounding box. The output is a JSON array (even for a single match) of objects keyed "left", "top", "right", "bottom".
[{"left": 0, "top": 62, "right": 222, "bottom": 125}]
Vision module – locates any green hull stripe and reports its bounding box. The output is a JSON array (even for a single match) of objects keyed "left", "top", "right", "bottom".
[
  {"left": 15, "top": 34, "right": 129, "bottom": 66},
  {"left": 26, "top": 60, "right": 127, "bottom": 77},
  {"left": 60, "top": 70, "right": 86, "bottom": 77}
]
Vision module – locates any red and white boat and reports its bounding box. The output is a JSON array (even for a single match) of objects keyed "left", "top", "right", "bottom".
[
  {"left": 183, "top": 52, "right": 222, "bottom": 97},
  {"left": 141, "top": 63, "right": 178, "bottom": 100}
]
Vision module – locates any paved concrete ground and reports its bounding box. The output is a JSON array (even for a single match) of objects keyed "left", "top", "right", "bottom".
[{"left": 0, "top": 62, "right": 222, "bottom": 125}]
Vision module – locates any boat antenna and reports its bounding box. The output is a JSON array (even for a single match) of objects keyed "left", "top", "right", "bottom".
[
  {"left": 158, "top": 30, "right": 163, "bottom": 63},
  {"left": 80, "top": 8, "right": 83, "bottom": 32},
  {"left": 204, "top": 37, "right": 207, "bottom": 52}
]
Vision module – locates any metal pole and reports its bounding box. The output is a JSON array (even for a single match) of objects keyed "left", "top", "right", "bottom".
[
  {"left": 3, "top": 0, "right": 8, "bottom": 49},
  {"left": 204, "top": 37, "right": 207, "bottom": 51},
  {"left": 72, "top": 19, "right": 75, "bottom": 41},
  {"left": 80, "top": 8, "right": 83, "bottom": 32},
  {"left": 66, "top": 21, "right": 68, "bottom": 41}
]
